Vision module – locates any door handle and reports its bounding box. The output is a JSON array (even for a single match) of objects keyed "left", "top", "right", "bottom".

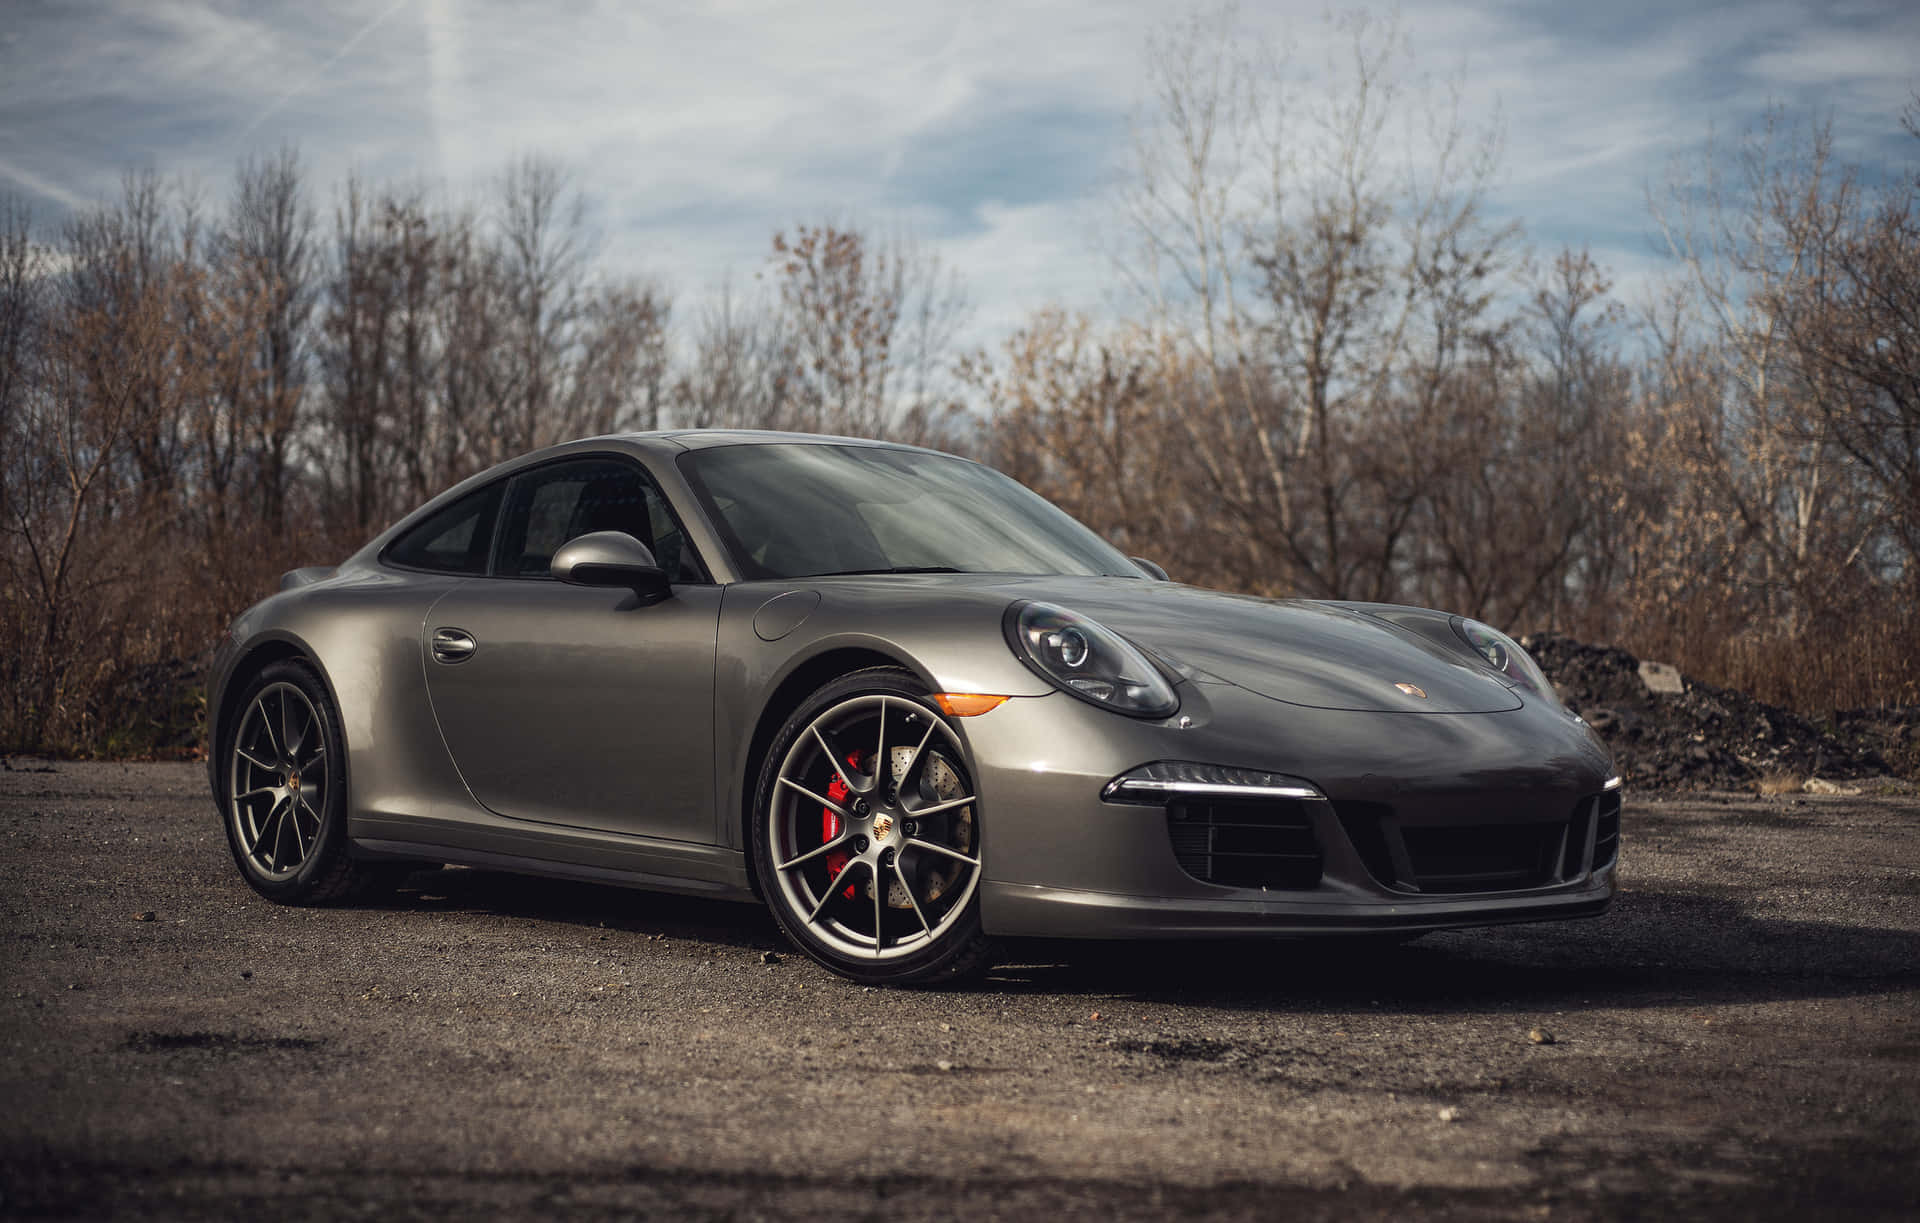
[{"left": 431, "top": 627, "right": 477, "bottom": 664}]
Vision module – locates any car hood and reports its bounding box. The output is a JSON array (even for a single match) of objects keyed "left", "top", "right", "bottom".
[{"left": 939, "top": 575, "right": 1523, "bottom": 714}]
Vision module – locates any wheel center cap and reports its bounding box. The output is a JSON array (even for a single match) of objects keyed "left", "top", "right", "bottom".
[
  {"left": 871, "top": 814, "right": 894, "bottom": 842},
  {"left": 287, "top": 774, "right": 300, "bottom": 792}
]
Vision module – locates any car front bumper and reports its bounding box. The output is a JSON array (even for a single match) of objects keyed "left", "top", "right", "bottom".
[{"left": 959, "top": 679, "right": 1619, "bottom": 940}]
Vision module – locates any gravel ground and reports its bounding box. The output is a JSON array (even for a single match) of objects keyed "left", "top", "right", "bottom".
[{"left": 2, "top": 761, "right": 1917, "bottom": 1220}]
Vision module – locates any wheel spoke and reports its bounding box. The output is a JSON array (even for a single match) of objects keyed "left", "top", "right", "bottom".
[
  {"left": 255, "top": 700, "right": 281, "bottom": 759},
  {"left": 899, "top": 719, "right": 937, "bottom": 793},
  {"left": 274, "top": 801, "right": 297, "bottom": 870},
  {"left": 290, "top": 796, "right": 312, "bottom": 859},
  {"left": 777, "top": 834, "right": 853, "bottom": 873},
  {"left": 278, "top": 691, "right": 293, "bottom": 767},
  {"left": 895, "top": 861, "right": 934, "bottom": 938},
  {"left": 288, "top": 698, "right": 313, "bottom": 760},
  {"left": 874, "top": 697, "right": 888, "bottom": 785},
  {"left": 809, "top": 724, "right": 864, "bottom": 793},
  {"left": 904, "top": 838, "right": 979, "bottom": 869},
  {"left": 235, "top": 786, "right": 277, "bottom": 802},
  {"left": 777, "top": 775, "right": 853, "bottom": 824},
  {"left": 871, "top": 861, "right": 884, "bottom": 957},
  {"left": 257, "top": 798, "right": 288, "bottom": 869},
  {"left": 807, "top": 858, "right": 862, "bottom": 925},
  {"left": 903, "top": 792, "right": 976, "bottom": 820},
  {"left": 237, "top": 748, "right": 275, "bottom": 773}
]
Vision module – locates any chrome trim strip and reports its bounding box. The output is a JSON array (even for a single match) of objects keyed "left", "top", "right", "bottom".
[
  {"left": 1602, "top": 775, "right": 1623, "bottom": 791},
  {"left": 1102, "top": 778, "right": 1327, "bottom": 802}
]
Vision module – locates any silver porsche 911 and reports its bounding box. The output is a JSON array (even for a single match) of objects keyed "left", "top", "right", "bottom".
[{"left": 207, "top": 431, "right": 1620, "bottom": 985}]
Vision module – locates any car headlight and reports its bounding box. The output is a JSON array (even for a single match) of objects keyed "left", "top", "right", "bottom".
[
  {"left": 1453, "top": 617, "right": 1560, "bottom": 706},
  {"left": 1005, "top": 601, "right": 1179, "bottom": 718}
]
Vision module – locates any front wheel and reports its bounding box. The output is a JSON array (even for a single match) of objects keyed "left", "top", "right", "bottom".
[
  {"left": 750, "top": 668, "right": 996, "bottom": 986},
  {"left": 220, "top": 659, "right": 388, "bottom": 904}
]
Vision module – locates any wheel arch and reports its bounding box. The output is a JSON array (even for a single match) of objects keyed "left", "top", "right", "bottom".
[
  {"left": 736, "top": 645, "right": 931, "bottom": 894},
  {"left": 210, "top": 634, "right": 337, "bottom": 801}
]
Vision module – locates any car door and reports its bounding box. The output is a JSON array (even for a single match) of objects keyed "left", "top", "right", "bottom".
[{"left": 421, "top": 455, "right": 722, "bottom": 844}]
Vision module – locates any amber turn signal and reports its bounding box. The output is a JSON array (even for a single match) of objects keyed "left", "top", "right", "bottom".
[{"left": 931, "top": 693, "right": 1010, "bottom": 717}]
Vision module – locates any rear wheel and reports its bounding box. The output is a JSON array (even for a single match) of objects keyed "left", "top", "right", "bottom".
[
  {"left": 751, "top": 667, "right": 995, "bottom": 986},
  {"left": 221, "top": 659, "right": 386, "bottom": 904}
]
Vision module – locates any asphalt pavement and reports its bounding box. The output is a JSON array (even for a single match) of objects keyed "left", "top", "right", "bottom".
[{"left": 2, "top": 761, "right": 1916, "bottom": 1220}]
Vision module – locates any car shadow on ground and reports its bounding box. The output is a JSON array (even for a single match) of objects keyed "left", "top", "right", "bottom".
[
  {"left": 990, "top": 887, "right": 1920, "bottom": 1014},
  {"left": 368, "top": 867, "right": 1920, "bottom": 1016},
  {"left": 372, "top": 865, "right": 789, "bottom": 948}
]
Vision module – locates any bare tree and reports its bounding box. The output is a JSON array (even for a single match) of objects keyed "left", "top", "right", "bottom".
[
  {"left": 673, "top": 276, "right": 794, "bottom": 430},
  {"left": 218, "top": 147, "right": 316, "bottom": 532},
  {"left": 1110, "top": 6, "right": 1517, "bottom": 599},
  {"left": 1414, "top": 249, "right": 1628, "bottom": 628},
  {"left": 3, "top": 202, "right": 178, "bottom": 747},
  {"left": 1769, "top": 98, "right": 1920, "bottom": 571},
  {"left": 963, "top": 308, "right": 1210, "bottom": 575},
  {"left": 764, "top": 222, "right": 969, "bottom": 439},
  {"left": 1649, "top": 110, "right": 1892, "bottom": 635}
]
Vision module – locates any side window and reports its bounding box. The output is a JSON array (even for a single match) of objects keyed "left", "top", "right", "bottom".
[
  {"left": 384, "top": 484, "right": 503, "bottom": 575},
  {"left": 493, "top": 457, "right": 706, "bottom": 582}
]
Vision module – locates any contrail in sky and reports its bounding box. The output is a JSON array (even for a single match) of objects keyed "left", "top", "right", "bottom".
[
  {"left": 0, "top": 153, "right": 89, "bottom": 210},
  {"left": 236, "top": 0, "right": 412, "bottom": 145}
]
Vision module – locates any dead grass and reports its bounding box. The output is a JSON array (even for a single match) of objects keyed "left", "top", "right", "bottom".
[{"left": 1756, "top": 772, "right": 1807, "bottom": 797}]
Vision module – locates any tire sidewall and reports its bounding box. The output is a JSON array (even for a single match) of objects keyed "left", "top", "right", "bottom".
[
  {"left": 220, "top": 659, "right": 351, "bottom": 902},
  {"left": 750, "top": 667, "right": 988, "bottom": 985}
]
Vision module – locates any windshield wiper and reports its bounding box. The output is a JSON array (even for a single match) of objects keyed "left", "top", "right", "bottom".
[{"left": 814, "top": 566, "right": 966, "bottom": 576}]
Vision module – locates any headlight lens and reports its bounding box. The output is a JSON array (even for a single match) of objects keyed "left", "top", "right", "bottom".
[
  {"left": 1006, "top": 601, "right": 1179, "bottom": 718},
  {"left": 1453, "top": 618, "right": 1559, "bottom": 706}
]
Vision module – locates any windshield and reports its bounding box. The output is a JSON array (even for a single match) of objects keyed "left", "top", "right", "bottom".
[{"left": 680, "top": 443, "right": 1143, "bottom": 581}]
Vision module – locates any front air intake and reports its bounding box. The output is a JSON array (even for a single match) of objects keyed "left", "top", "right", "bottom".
[
  {"left": 1167, "top": 797, "right": 1324, "bottom": 889},
  {"left": 1337, "top": 787, "right": 1619, "bottom": 894},
  {"left": 1400, "top": 822, "right": 1562, "bottom": 893},
  {"left": 1592, "top": 790, "right": 1621, "bottom": 869}
]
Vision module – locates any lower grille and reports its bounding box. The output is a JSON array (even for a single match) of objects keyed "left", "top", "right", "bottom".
[
  {"left": 1336, "top": 788, "right": 1620, "bottom": 894},
  {"left": 1401, "top": 823, "right": 1562, "bottom": 893},
  {"left": 1167, "top": 798, "right": 1323, "bottom": 889}
]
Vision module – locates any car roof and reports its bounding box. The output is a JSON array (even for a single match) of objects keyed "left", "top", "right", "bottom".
[{"left": 611, "top": 428, "right": 950, "bottom": 456}]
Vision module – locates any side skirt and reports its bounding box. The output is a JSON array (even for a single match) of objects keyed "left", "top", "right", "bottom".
[{"left": 350, "top": 817, "right": 758, "bottom": 903}]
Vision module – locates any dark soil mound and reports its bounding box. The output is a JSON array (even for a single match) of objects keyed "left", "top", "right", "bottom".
[{"left": 1522, "top": 634, "right": 1911, "bottom": 791}]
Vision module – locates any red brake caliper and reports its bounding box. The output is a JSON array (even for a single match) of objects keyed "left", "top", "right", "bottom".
[{"left": 823, "top": 751, "right": 864, "bottom": 900}]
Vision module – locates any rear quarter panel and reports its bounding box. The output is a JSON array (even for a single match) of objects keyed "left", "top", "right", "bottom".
[{"left": 213, "top": 568, "right": 480, "bottom": 832}]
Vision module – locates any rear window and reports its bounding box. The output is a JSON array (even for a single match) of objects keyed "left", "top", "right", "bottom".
[{"left": 383, "top": 484, "right": 503, "bottom": 575}]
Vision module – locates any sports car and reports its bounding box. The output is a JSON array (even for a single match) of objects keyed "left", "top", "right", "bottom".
[{"left": 207, "top": 430, "right": 1620, "bottom": 985}]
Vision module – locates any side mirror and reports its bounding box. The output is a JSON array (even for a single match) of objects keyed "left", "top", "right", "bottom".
[
  {"left": 552, "top": 531, "right": 672, "bottom": 602},
  {"left": 1130, "top": 556, "right": 1171, "bottom": 582}
]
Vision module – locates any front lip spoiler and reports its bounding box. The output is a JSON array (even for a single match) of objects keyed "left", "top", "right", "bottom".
[{"left": 979, "top": 880, "right": 1615, "bottom": 939}]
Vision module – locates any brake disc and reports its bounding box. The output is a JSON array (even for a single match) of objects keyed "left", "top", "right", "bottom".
[{"left": 872, "top": 744, "right": 973, "bottom": 909}]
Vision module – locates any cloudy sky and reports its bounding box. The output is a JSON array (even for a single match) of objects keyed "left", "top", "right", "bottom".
[{"left": 1, "top": 0, "right": 1914, "bottom": 340}]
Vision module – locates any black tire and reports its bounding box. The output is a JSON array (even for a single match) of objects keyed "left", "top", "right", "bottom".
[
  {"left": 219, "top": 659, "right": 382, "bottom": 905},
  {"left": 750, "top": 666, "right": 996, "bottom": 986}
]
